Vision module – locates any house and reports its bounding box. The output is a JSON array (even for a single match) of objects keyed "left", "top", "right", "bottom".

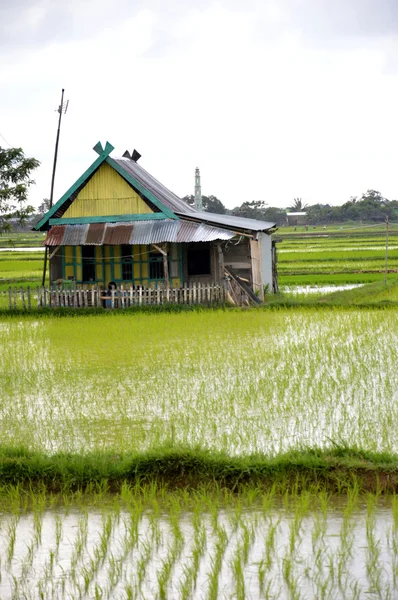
[
  {"left": 286, "top": 212, "right": 307, "bottom": 227},
  {"left": 35, "top": 142, "right": 278, "bottom": 302}
]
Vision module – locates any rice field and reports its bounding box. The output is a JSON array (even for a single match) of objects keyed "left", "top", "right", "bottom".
[
  {"left": 278, "top": 230, "right": 398, "bottom": 287},
  {"left": 1, "top": 309, "right": 397, "bottom": 455},
  {"left": 0, "top": 487, "right": 397, "bottom": 600},
  {"left": 2, "top": 228, "right": 398, "bottom": 597}
]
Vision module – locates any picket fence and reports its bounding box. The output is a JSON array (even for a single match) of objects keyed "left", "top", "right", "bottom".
[{"left": 7, "top": 283, "right": 227, "bottom": 310}]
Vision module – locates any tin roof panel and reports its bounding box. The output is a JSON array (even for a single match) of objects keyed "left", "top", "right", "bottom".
[
  {"left": 44, "top": 225, "right": 66, "bottom": 246},
  {"left": 86, "top": 222, "right": 106, "bottom": 245},
  {"left": 62, "top": 224, "right": 88, "bottom": 246}
]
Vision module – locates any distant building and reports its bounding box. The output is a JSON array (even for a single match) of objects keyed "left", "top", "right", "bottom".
[{"left": 286, "top": 212, "right": 307, "bottom": 226}]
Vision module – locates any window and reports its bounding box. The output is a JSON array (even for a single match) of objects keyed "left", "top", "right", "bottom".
[
  {"left": 187, "top": 244, "right": 211, "bottom": 276},
  {"left": 121, "top": 245, "right": 133, "bottom": 280},
  {"left": 82, "top": 246, "right": 96, "bottom": 282},
  {"left": 149, "top": 250, "right": 165, "bottom": 280}
]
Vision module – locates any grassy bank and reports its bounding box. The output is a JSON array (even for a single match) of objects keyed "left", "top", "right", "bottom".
[{"left": 1, "top": 445, "right": 397, "bottom": 495}]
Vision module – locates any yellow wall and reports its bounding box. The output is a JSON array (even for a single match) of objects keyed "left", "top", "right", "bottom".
[
  {"left": 62, "top": 163, "right": 153, "bottom": 217},
  {"left": 61, "top": 244, "right": 181, "bottom": 287}
]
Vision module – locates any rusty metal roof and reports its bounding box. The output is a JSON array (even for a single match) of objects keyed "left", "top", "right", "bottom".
[
  {"left": 44, "top": 220, "right": 235, "bottom": 246},
  {"left": 103, "top": 224, "right": 134, "bottom": 245},
  {"left": 44, "top": 225, "right": 65, "bottom": 246},
  {"left": 86, "top": 223, "right": 105, "bottom": 245}
]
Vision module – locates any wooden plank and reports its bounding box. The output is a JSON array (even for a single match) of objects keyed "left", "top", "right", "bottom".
[
  {"left": 249, "top": 238, "right": 264, "bottom": 301},
  {"left": 83, "top": 285, "right": 88, "bottom": 308}
]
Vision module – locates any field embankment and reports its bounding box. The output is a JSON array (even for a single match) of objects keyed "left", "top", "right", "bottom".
[{"left": 1, "top": 445, "right": 397, "bottom": 494}]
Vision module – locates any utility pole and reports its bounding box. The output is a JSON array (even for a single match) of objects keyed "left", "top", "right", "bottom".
[
  {"left": 384, "top": 215, "right": 389, "bottom": 285},
  {"left": 41, "top": 89, "right": 68, "bottom": 287}
]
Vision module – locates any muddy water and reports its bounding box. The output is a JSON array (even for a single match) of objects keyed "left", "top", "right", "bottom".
[{"left": 0, "top": 505, "right": 396, "bottom": 599}]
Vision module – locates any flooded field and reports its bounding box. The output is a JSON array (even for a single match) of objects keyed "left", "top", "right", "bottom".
[
  {"left": 0, "top": 309, "right": 397, "bottom": 455},
  {"left": 0, "top": 493, "right": 397, "bottom": 600},
  {"left": 281, "top": 284, "right": 363, "bottom": 295}
]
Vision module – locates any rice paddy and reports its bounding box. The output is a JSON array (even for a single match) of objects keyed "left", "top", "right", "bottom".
[
  {"left": 2, "top": 227, "right": 398, "bottom": 597},
  {"left": 1, "top": 309, "right": 397, "bottom": 455},
  {"left": 0, "top": 486, "right": 397, "bottom": 599},
  {"left": 278, "top": 228, "right": 398, "bottom": 287}
]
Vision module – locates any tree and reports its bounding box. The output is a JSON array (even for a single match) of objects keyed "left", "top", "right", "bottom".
[
  {"left": 38, "top": 198, "right": 50, "bottom": 214},
  {"left": 0, "top": 147, "right": 40, "bottom": 232},
  {"left": 232, "top": 200, "right": 268, "bottom": 219},
  {"left": 287, "top": 197, "right": 308, "bottom": 211},
  {"left": 183, "top": 194, "right": 227, "bottom": 214}
]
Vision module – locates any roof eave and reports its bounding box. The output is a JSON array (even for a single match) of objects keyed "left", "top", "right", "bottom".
[{"left": 176, "top": 212, "right": 277, "bottom": 235}]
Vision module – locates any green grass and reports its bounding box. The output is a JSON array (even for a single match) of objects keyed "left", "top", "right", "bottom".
[{"left": 0, "top": 444, "right": 396, "bottom": 493}]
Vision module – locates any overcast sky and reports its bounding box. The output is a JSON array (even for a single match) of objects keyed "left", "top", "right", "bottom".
[{"left": 1, "top": 0, "right": 398, "bottom": 210}]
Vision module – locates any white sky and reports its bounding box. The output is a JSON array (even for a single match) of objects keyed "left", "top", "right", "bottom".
[{"left": 1, "top": 0, "right": 398, "bottom": 210}]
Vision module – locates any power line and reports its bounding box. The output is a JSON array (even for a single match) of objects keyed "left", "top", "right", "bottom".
[{"left": 0, "top": 132, "right": 13, "bottom": 147}]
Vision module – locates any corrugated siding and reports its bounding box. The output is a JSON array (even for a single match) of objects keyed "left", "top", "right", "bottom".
[
  {"left": 62, "top": 163, "right": 154, "bottom": 218},
  {"left": 45, "top": 220, "right": 236, "bottom": 246}
]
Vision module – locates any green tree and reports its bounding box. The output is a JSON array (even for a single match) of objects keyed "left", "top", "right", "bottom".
[
  {"left": 232, "top": 200, "right": 268, "bottom": 219},
  {"left": 0, "top": 147, "right": 40, "bottom": 232},
  {"left": 183, "top": 194, "right": 227, "bottom": 214},
  {"left": 287, "top": 197, "right": 308, "bottom": 211}
]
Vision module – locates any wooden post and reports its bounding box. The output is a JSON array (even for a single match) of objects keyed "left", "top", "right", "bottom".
[
  {"left": 121, "top": 285, "right": 125, "bottom": 309},
  {"left": 8, "top": 287, "right": 11, "bottom": 309},
  {"left": 216, "top": 242, "right": 224, "bottom": 283},
  {"left": 27, "top": 286, "right": 31, "bottom": 310},
  {"left": 384, "top": 215, "right": 389, "bottom": 285}
]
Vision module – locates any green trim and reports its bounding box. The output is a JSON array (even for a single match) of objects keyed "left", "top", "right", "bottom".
[
  {"left": 49, "top": 213, "right": 168, "bottom": 226},
  {"left": 35, "top": 141, "right": 180, "bottom": 232},
  {"left": 34, "top": 143, "right": 115, "bottom": 232},
  {"left": 106, "top": 157, "right": 179, "bottom": 221}
]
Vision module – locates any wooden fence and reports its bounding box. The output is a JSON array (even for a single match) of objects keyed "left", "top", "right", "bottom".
[{"left": 6, "top": 283, "right": 227, "bottom": 310}]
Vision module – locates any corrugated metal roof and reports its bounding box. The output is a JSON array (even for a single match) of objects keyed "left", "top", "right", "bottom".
[
  {"left": 129, "top": 220, "right": 155, "bottom": 245},
  {"left": 63, "top": 223, "right": 88, "bottom": 245},
  {"left": 44, "top": 220, "right": 235, "bottom": 246},
  {"left": 44, "top": 225, "right": 65, "bottom": 246},
  {"left": 176, "top": 211, "right": 276, "bottom": 233},
  {"left": 114, "top": 159, "right": 194, "bottom": 215},
  {"left": 103, "top": 224, "right": 134, "bottom": 245},
  {"left": 86, "top": 223, "right": 105, "bottom": 245}
]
